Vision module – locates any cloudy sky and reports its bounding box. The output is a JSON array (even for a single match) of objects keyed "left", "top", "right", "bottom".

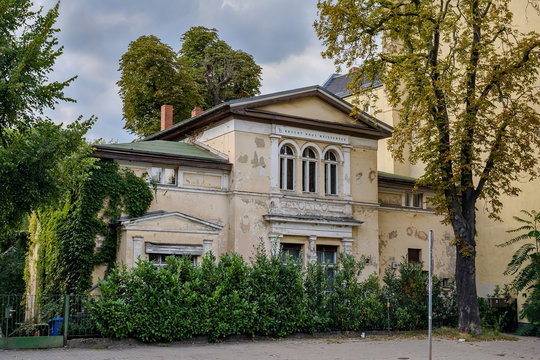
[{"left": 37, "top": 0, "right": 338, "bottom": 143}]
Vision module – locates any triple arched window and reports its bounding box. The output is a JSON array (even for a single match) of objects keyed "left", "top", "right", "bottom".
[{"left": 279, "top": 142, "right": 340, "bottom": 196}]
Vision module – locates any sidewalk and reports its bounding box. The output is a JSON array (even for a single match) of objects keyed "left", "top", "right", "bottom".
[{"left": 1, "top": 335, "right": 538, "bottom": 360}]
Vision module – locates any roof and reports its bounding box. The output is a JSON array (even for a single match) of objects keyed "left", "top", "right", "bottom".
[
  {"left": 93, "top": 140, "right": 231, "bottom": 171},
  {"left": 322, "top": 73, "right": 382, "bottom": 99},
  {"left": 144, "top": 85, "right": 393, "bottom": 142},
  {"left": 378, "top": 171, "right": 432, "bottom": 191},
  {"left": 95, "top": 140, "right": 222, "bottom": 161}
]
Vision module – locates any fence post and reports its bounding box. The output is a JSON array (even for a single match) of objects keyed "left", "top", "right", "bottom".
[{"left": 63, "top": 295, "right": 70, "bottom": 346}]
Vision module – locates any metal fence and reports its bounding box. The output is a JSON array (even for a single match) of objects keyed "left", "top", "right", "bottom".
[{"left": 1, "top": 293, "right": 100, "bottom": 347}]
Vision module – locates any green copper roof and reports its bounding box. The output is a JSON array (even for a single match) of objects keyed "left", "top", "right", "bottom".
[{"left": 96, "top": 140, "right": 223, "bottom": 161}]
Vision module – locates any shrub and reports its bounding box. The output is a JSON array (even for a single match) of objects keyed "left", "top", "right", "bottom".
[{"left": 250, "top": 245, "right": 305, "bottom": 337}]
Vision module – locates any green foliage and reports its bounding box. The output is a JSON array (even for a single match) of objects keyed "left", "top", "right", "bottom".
[
  {"left": 499, "top": 210, "right": 540, "bottom": 334},
  {"left": 303, "top": 260, "right": 331, "bottom": 332},
  {"left": 517, "top": 285, "right": 540, "bottom": 337},
  {"left": 179, "top": 26, "right": 262, "bottom": 107},
  {"left": 28, "top": 159, "right": 153, "bottom": 296},
  {"left": 0, "top": 231, "right": 28, "bottom": 294},
  {"left": 315, "top": 0, "right": 540, "bottom": 334},
  {"left": 250, "top": 244, "right": 305, "bottom": 337},
  {"left": 328, "top": 254, "right": 384, "bottom": 331},
  {"left": 117, "top": 27, "right": 262, "bottom": 137},
  {"left": 0, "top": 0, "right": 75, "bottom": 140},
  {"left": 90, "top": 250, "right": 390, "bottom": 342},
  {"left": 0, "top": 119, "right": 94, "bottom": 234},
  {"left": 383, "top": 259, "right": 457, "bottom": 330},
  {"left": 117, "top": 35, "right": 202, "bottom": 137}
]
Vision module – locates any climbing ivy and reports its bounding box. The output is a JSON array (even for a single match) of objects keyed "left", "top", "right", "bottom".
[{"left": 27, "top": 159, "right": 153, "bottom": 296}]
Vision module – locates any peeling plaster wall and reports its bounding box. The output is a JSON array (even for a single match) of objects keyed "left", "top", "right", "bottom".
[
  {"left": 352, "top": 205, "right": 380, "bottom": 278},
  {"left": 350, "top": 147, "right": 378, "bottom": 203},
  {"left": 230, "top": 194, "right": 270, "bottom": 259},
  {"left": 231, "top": 131, "right": 271, "bottom": 193},
  {"left": 378, "top": 209, "right": 455, "bottom": 278}
]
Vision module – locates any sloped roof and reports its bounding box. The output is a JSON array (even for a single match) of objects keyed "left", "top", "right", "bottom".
[
  {"left": 95, "top": 140, "right": 222, "bottom": 160},
  {"left": 93, "top": 140, "right": 231, "bottom": 170},
  {"left": 145, "top": 85, "right": 392, "bottom": 142},
  {"left": 322, "top": 73, "right": 382, "bottom": 99}
]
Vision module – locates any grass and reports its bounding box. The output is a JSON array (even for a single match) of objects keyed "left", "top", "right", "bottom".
[{"left": 432, "top": 327, "right": 518, "bottom": 341}]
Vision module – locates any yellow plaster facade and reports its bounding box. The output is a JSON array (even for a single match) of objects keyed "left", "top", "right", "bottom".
[{"left": 91, "top": 87, "right": 456, "bottom": 290}]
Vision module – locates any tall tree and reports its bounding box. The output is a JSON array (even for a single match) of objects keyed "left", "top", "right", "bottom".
[
  {"left": 315, "top": 0, "right": 540, "bottom": 333},
  {"left": 179, "top": 26, "right": 262, "bottom": 107},
  {"left": 0, "top": 0, "right": 75, "bottom": 142},
  {"left": 117, "top": 35, "right": 202, "bottom": 137}
]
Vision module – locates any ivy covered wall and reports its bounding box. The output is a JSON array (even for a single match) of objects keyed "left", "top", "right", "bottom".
[{"left": 26, "top": 159, "right": 153, "bottom": 296}]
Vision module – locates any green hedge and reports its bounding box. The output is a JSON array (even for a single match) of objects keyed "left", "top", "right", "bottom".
[{"left": 89, "top": 250, "right": 458, "bottom": 342}]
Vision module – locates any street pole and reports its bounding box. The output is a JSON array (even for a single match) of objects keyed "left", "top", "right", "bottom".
[{"left": 428, "top": 230, "right": 433, "bottom": 360}]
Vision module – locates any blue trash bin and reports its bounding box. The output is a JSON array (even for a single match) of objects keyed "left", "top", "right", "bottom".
[{"left": 48, "top": 317, "right": 63, "bottom": 336}]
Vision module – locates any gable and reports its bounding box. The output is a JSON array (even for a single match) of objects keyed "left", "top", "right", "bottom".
[
  {"left": 120, "top": 211, "right": 223, "bottom": 234},
  {"left": 254, "top": 97, "right": 356, "bottom": 126}
]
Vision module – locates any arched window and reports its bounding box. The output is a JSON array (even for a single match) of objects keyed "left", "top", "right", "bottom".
[
  {"left": 279, "top": 145, "right": 295, "bottom": 190},
  {"left": 302, "top": 148, "right": 317, "bottom": 193},
  {"left": 324, "top": 151, "right": 338, "bottom": 195}
]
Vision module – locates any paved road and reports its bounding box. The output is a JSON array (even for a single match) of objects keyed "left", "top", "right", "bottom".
[{"left": 1, "top": 335, "right": 538, "bottom": 360}]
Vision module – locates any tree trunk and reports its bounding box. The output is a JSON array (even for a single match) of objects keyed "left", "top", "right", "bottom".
[{"left": 451, "top": 199, "right": 482, "bottom": 334}]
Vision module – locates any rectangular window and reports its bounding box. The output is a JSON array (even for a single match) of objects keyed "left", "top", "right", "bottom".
[
  {"left": 408, "top": 248, "right": 421, "bottom": 263},
  {"left": 286, "top": 158, "right": 294, "bottom": 190},
  {"left": 148, "top": 253, "right": 197, "bottom": 267},
  {"left": 317, "top": 245, "right": 337, "bottom": 291},
  {"left": 281, "top": 243, "right": 302, "bottom": 263},
  {"left": 148, "top": 166, "right": 177, "bottom": 185},
  {"left": 405, "top": 192, "right": 423, "bottom": 208},
  {"left": 442, "top": 278, "right": 450, "bottom": 289}
]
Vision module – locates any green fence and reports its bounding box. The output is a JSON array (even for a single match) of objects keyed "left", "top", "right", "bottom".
[{"left": 0, "top": 294, "right": 100, "bottom": 349}]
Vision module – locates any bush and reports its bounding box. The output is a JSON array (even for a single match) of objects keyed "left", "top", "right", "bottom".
[
  {"left": 250, "top": 245, "right": 305, "bottom": 337},
  {"left": 89, "top": 252, "right": 458, "bottom": 341}
]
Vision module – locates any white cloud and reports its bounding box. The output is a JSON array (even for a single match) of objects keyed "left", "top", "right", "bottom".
[{"left": 260, "top": 45, "right": 335, "bottom": 94}]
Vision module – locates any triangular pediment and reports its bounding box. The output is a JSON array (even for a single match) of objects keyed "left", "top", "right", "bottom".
[
  {"left": 146, "top": 86, "right": 392, "bottom": 141},
  {"left": 119, "top": 211, "right": 223, "bottom": 234}
]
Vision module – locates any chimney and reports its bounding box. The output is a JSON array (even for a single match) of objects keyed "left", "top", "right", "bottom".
[
  {"left": 191, "top": 106, "right": 203, "bottom": 117},
  {"left": 349, "top": 66, "right": 359, "bottom": 74},
  {"left": 161, "top": 105, "right": 173, "bottom": 130}
]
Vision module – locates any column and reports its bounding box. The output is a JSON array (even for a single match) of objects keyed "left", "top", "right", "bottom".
[
  {"left": 269, "top": 233, "right": 282, "bottom": 257},
  {"left": 203, "top": 239, "right": 213, "bottom": 256},
  {"left": 132, "top": 236, "right": 143, "bottom": 267},
  {"left": 270, "top": 135, "right": 281, "bottom": 192},
  {"left": 341, "top": 237, "right": 354, "bottom": 255},
  {"left": 342, "top": 145, "right": 352, "bottom": 198},
  {"left": 308, "top": 235, "right": 317, "bottom": 263}
]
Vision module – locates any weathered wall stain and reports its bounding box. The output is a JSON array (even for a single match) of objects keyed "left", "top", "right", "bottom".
[
  {"left": 355, "top": 172, "right": 363, "bottom": 181},
  {"left": 238, "top": 154, "right": 248, "bottom": 163},
  {"left": 368, "top": 169, "right": 377, "bottom": 182},
  {"left": 389, "top": 230, "right": 398, "bottom": 239},
  {"left": 406, "top": 226, "right": 428, "bottom": 240},
  {"left": 251, "top": 151, "right": 266, "bottom": 168},
  {"left": 254, "top": 137, "right": 265, "bottom": 148},
  {"left": 240, "top": 215, "right": 250, "bottom": 233}
]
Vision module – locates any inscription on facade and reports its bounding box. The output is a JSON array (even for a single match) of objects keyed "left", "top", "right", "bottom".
[
  {"left": 276, "top": 125, "right": 349, "bottom": 144},
  {"left": 270, "top": 197, "right": 352, "bottom": 216}
]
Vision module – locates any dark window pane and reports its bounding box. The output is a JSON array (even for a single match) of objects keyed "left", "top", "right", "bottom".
[
  {"left": 309, "top": 161, "right": 316, "bottom": 192},
  {"left": 330, "top": 164, "right": 337, "bottom": 194},
  {"left": 286, "top": 158, "right": 294, "bottom": 190},
  {"left": 408, "top": 248, "right": 421, "bottom": 263}
]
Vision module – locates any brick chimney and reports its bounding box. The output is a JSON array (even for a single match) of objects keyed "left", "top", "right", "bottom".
[
  {"left": 191, "top": 106, "right": 203, "bottom": 117},
  {"left": 349, "top": 66, "right": 359, "bottom": 73},
  {"left": 161, "top": 105, "right": 173, "bottom": 130}
]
